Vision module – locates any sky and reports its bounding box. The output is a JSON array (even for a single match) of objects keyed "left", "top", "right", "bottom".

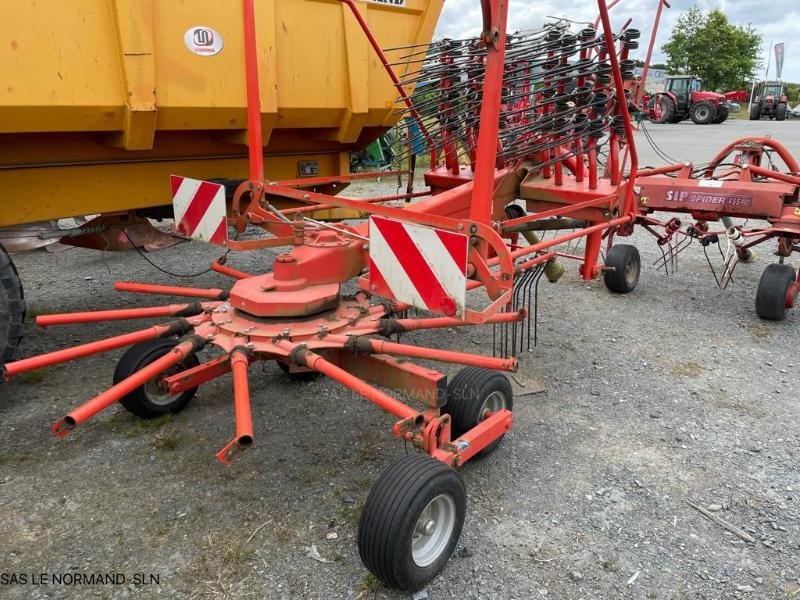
[{"left": 435, "top": 0, "right": 799, "bottom": 85}]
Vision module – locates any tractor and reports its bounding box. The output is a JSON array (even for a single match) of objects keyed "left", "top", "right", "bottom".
[
  {"left": 648, "top": 75, "right": 729, "bottom": 124},
  {"left": 749, "top": 81, "right": 789, "bottom": 121}
]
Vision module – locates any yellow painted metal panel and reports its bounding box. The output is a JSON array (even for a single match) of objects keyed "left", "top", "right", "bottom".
[{"left": 0, "top": 0, "right": 444, "bottom": 226}]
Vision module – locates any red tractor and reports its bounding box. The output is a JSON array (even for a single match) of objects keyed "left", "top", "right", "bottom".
[
  {"left": 648, "top": 75, "right": 730, "bottom": 124},
  {"left": 749, "top": 81, "right": 789, "bottom": 121}
]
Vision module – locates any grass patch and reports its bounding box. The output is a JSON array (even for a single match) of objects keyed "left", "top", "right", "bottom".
[
  {"left": 17, "top": 369, "right": 46, "bottom": 384},
  {"left": 356, "top": 571, "right": 381, "bottom": 598},
  {"left": 669, "top": 360, "right": 705, "bottom": 378}
]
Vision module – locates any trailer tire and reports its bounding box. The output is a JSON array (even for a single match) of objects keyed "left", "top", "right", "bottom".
[
  {"left": 358, "top": 454, "right": 466, "bottom": 591},
  {"left": 603, "top": 244, "right": 640, "bottom": 294},
  {"left": 749, "top": 102, "right": 761, "bottom": 120},
  {"left": 113, "top": 338, "right": 200, "bottom": 418},
  {"left": 0, "top": 243, "right": 25, "bottom": 370},
  {"left": 755, "top": 263, "right": 796, "bottom": 321},
  {"left": 776, "top": 103, "right": 787, "bottom": 121},
  {"left": 443, "top": 367, "right": 513, "bottom": 458},
  {"left": 691, "top": 102, "right": 714, "bottom": 124}
]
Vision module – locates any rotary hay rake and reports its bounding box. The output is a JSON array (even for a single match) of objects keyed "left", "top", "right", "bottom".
[
  {"left": 4, "top": 0, "right": 650, "bottom": 590},
  {"left": 619, "top": 134, "right": 800, "bottom": 321}
]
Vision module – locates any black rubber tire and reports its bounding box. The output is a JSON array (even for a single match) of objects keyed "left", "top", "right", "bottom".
[
  {"left": 0, "top": 243, "right": 25, "bottom": 370},
  {"left": 691, "top": 102, "right": 714, "bottom": 125},
  {"left": 443, "top": 367, "right": 513, "bottom": 457},
  {"left": 713, "top": 104, "right": 729, "bottom": 124},
  {"left": 755, "top": 263, "right": 796, "bottom": 321},
  {"left": 113, "top": 338, "right": 200, "bottom": 418},
  {"left": 277, "top": 359, "right": 320, "bottom": 381},
  {"left": 776, "top": 103, "right": 787, "bottom": 122},
  {"left": 749, "top": 102, "right": 761, "bottom": 120},
  {"left": 603, "top": 244, "right": 641, "bottom": 294},
  {"left": 358, "top": 454, "right": 466, "bottom": 591}
]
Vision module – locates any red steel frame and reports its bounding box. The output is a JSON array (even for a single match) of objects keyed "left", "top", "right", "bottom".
[{"left": 5, "top": 0, "right": 646, "bottom": 469}]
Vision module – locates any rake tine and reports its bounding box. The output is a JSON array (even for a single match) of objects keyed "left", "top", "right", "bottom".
[
  {"left": 51, "top": 335, "right": 208, "bottom": 438},
  {"left": 216, "top": 349, "right": 255, "bottom": 465},
  {"left": 115, "top": 281, "right": 229, "bottom": 301},
  {"left": 4, "top": 318, "right": 198, "bottom": 381},
  {"left": 35, "top": 302, "right": 208, "bottom": 327}
]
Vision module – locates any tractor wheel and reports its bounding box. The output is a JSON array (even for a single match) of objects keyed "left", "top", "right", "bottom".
[
  {"left": 712, "top": 104, "right": 729, "bottom": 124},
  {"left": 358, "top": 454, "right": 466, "bottom": 591},
  {"left": 691, "top": 102, "right": 714, "bottom": 125},
  {"left": 776, "top": 103, "right": 787, "bottom": 122},
  {"left": 749, "top": 102, "right": 761, "bottom": 120},
  {"left": 651, "top": 97, "right": 674, "bottom": 124},
  {"left": 113, "top": 338, "right": 200, "bottom": 418},
  {"left": 443, "top": 367, "right": 513, "bottom": 458},
  {"left": 603, "top": 244, "right": 641, "bottom": 294},
  {"left": 0, "top": 243, "right": 25, "bottom": 371},
  {"left": 755, "top": 263, "right": 797, "bottom": 321}
]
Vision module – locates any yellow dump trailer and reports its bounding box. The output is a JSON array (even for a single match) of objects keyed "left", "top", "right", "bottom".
[{"left": 0, "top": 0, "right": 443, "bottom": 363}]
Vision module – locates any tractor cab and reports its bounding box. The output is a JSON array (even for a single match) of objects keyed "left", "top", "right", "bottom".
[{"left": 750, "top": 81, "right": 789, "bottom": 121}]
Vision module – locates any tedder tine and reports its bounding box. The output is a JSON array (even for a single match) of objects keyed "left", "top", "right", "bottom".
[
  {"left": 3, "top": 319, "right": 195, "bottom": 382},
  {"left": 216, "top": 349, "right": 255, "bottom": 465},
  {"left": 115, "top": 281, "right": 229, "bottom": 300},
  {"left": 36, "top": 302, "right": 207, "bottom": 327},
  {"left": 51, "top": 336, "right": 208, "bottom": 438}
]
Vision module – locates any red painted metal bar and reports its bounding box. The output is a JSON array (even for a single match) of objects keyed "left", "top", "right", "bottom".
[
  {"left": 506, "top": 215, "right": 632, "bottom": 262},
  {"left": 4, "top": 321, "right": 185, "bottom": 380},
  {"left": 329, "top": 335, "right": 518, "bottom": 372},
  {"left": 163, "top": 354, "right": 235, "bottom": 395},
  {"left": 502, "top": 194, "right": 616, "bottom": 230},
  {"left": 440, "top": 409, "right": 512, "bottom": 465},
  {"left": 636, "top": 163, "right": 684, "bottom": 177},
  {"left": 704, "top": 137, "right": 800, "bottom": 177},
  {"left": 35, "top": 303, "right": 205, "bottom": 327},
  {"left": 278, "top": 191, "right": 430, "bottom": 216},
  {"left": 216, "top": 349, "right": 255, "bottom": 465},
  {"left": 242, "top": 0, "right": 264, "bottom": 181},
  {"left": 392, "top": 310, "right": 524, "bottom": 332},
  {"left": 470, "top": 0, "right": 509, "bottom": 224},
  {"left": 338, "top": 0, "right": 438, "bottom": 166},
  {"left": 51, "top": 337, "right": 203, "bottom": 438},
  {"left": 515, "top": 251, "right": 557, "bottom": 272},
  {"left": 210, "top": 261, "right": 253, "bottom": 280},
  {"left": 748, "top": 164, "right": 800, "bottom": 187},
  {"left": 597, "top": 0, "right": 639, "bottom": 214},
  {"left": 641, "top": 0, "right": 671, "bottom": 89},
  {"left": 115, "top": 281, "right": 228, "bottom": 301},
  {"left": 285, "top": 343, "right": 419, "bottom": 421}
]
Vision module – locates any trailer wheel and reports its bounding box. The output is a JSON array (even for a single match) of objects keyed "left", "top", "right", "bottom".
[
  {"left": 113, "top": 338, "right": 200, "bottom": 418},
  {"left": 603, "top": 244, "right": 640, "bottom": 294},
  {"left": 749, "top": 102, "right": 761, "bottom": 120},
  {"left": 0, "top": 243, "right": 25, "bottom": 369},
  {"left": 691, "top": 102, "right": 714, "bottom": 125},
  {"left": 358, "top": 454, "right": 466, "bottom": 591},
  {"left": 443, "top": 367, "right": 513, "bottom": 457},
  {"left": 755, "top": 263, "right": 796, "bottom": 321},
  {"left": 776, "top": 103, "right": 787, "bottom": 122}
]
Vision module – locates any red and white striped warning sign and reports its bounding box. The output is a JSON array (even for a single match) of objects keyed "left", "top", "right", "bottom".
[
  {"left": 369, "top": 216, "right": 468, "bottom": 317},
  {"left": 170, "top": 175, "right": 228, "bottom": 246}
]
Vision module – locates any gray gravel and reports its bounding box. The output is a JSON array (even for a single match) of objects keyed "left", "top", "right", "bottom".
[{"left": 1, "top": 120, "right": 799, "bottom": 600}]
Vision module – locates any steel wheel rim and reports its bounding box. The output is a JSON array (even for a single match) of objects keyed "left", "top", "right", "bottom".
[
  {"left": 143, "top": 365, "right": 182, "bottom": 406},
  {"left": 411, "top": 494, "right": 457, "bottom": 567},
  {"left": 624, "top": 257, "right": 638, "bottom": 286},
  {"left": 479, "top": 389, "right": 507, "bottom": 421},
  {"left": 698, "top": 107, "right": 709, "bottom": 119}
]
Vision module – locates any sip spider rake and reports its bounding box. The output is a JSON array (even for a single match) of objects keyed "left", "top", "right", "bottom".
[
  {"left": 5, "top": 0, "right": 648, "bottom": 590},
  {"left": 612, "top": 136, "right": 800, "bottom": 321}
]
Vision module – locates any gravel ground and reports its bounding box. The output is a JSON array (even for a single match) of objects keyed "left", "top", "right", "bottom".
[{"left": 1, "top": 120, "right": 799, "bottom": 600}]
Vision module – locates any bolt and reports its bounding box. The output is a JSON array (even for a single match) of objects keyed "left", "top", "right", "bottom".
[
  {"left": 303, "top": 194, "right": 310, "bottom": 200},
  {"left": 422, "top": 519, "right": 437, "bottom": 536}
]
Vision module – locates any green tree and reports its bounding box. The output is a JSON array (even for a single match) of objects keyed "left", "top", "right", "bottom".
[{"left": 662, "top": 6, "right": 761, "bottom": 90}]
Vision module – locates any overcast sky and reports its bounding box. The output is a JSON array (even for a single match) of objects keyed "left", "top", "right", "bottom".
[{"left": 436, "top": 0, "right": 798, "bottom": 85}]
